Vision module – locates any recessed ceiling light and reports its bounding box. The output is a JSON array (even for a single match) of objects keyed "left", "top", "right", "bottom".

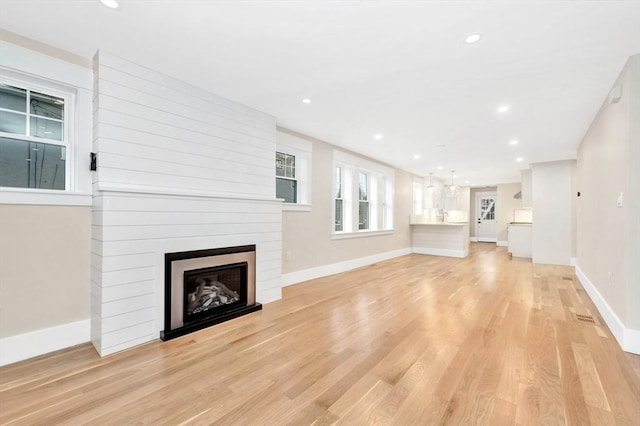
[
  {"left": 437, "top": 166, "right": 443, "bottom": 170},
  {"left": 100, "top": 0, "right": 119, "bottom": 9},
  {"left": 516, "top": 157, "right": 524, "bottom": 162},
  {"left": 497, "top": 105, "right": 510, "bottom": 113},
  {"left": 464, "top": 33, "right": 482, "bottom": 44},
  {"left": 413, "top": 154, "right": 421, "bottom": 159},
  {"left": 374, "top": 134, "right": 383, "bottom": 140},
  {"left": 302, "top": 98, "right": 311, "bottom": 104},
  {"left": 465, "top": 180, "right": 469, "bottom": 184},
  {"left": 510, "top": 140, "right": 519, "bottom": 145},
  {"left": 471, "top": 183, "right": 475, "bottom": 186}
]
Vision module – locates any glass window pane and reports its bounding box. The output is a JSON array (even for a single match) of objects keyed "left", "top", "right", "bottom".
[
  {"left": 359, "top": 201, "right": 369, "bottom": 230},
  {"left": 30, "top": 117, "right": 63, "bottom": 141},
  {"left": 0, "top": 111, "right": 27, "bottom": 135},
  {"left": 275, "top": 152, "right": 285, "bottom": 177},
  {"left": 285, "top": 154, "right": 295, "bottom": 178},
  {"left": 276, "top": 178, "right": 297, "bottom": 203},
  {"left": 359, "top": 173, "right": 368, "bottom": 201},
  {"left": 335, "top": 199, "right": 343, "bottom": 231},
  {"left": 30, "top": 91, "right": 64, "bottom": 120},
  {"left": 335, "top": 167, "right": 341, "bottom": 198},
  {"left": 0, "top": 84, "right": 27, "bottom": 112},
  {"left": 0, "top": 137, "right": 65, "bottom": 190}
]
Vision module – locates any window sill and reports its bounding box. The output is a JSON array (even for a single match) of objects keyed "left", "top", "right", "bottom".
[
  {"left": 0, "top": 189, "right": 93, "bottom": 206},
  {"left": 331, "top": 229, "right": 394, "bottom": 240},
  {"left": 281, "top": 203, "right": 312, "bottom": 212}
]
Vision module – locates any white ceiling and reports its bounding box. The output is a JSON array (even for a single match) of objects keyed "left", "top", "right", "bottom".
[{"left": 1, "top": 1, "right": 639, "bottom": 185}]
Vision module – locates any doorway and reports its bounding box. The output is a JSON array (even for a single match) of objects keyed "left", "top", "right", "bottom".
[{"left": 475, "top": 191, "right": 497, "bottom": 242}]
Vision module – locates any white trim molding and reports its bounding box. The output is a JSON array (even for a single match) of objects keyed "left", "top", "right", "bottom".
[
  {"left": 281, "top": 247, "right": 411, "bottom": 287},
  {"left": 497, "top": 240, "right": 508, "bottom": 247},
  {"left": 470, "top": 237, "right": 478, "bottom": 242},
  {"left": 412, "top": 247, "right": 469, "bottom": 258},
  {"left": 0, "top": 319, "right": 91, "bottom": 366},
  {"left": 575, "top": 265, "right": 640, "bottom": 355}
]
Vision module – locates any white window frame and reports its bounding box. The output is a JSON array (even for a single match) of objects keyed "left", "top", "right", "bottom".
[
  {"left": 332, "top": 150, "right": 394, "bottom": 239},
  {"left": 0, "top": 42, "right": 92, "bottom": 206},
  {"left": 334, "top": 165, "right": 344, "bottom": 232},
  {"left": 276, "top": 130, "right": 312, "bottom": 211},
  {"left": 0, "top": 76, "right": 73, "bottom": 191}
]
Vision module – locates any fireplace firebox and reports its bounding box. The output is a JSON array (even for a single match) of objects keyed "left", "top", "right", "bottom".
[{"left": 161, "top": 245, "right": 261, "bottom": 341}]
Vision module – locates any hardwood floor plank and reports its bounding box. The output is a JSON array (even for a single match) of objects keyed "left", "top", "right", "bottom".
[{"left": 1, "top": 243, "right": 638, "bottom": 425}]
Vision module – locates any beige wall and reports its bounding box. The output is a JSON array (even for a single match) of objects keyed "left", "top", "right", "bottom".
[
  {"left": 577, "top": 54, "right": 639, "bottom": 329},
  {"left": 496, "top": 183, "right": 522, "bottom": 242},
  {"left": 281, "top": 130, "right": 413, "bottom": 274},
  {"left": 0, "top": 205, "right": 91, "bottom": 338}
]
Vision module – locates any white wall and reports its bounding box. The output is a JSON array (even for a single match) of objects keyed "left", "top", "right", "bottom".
[
  {"left": 531, "top": 160, "right": 574, "bottom": 265},
  {"left": 91, "top": 51, "right": 282, "bottom": 356},
  {"left": 576, "top": 54, "right": 639, "bottom": 353}
]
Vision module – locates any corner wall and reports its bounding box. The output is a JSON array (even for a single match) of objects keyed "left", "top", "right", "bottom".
[
  {"left": 280, "top": 130, "right": 413, "bottom": 279},
  {"left": 496, "top": 183, "right": 522, "bottom": 244}
]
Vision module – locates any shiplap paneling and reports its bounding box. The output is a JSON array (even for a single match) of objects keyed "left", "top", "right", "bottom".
[{"left": 91, "top": 51, "right": 282, "bottom": 356}]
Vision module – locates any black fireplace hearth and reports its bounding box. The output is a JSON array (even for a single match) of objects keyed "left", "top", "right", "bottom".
[{"left": 161, "top": 245, "right": 261, "bottom": 341}]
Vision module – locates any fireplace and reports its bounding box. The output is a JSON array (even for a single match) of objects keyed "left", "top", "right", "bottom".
[{"left": 161, "top": 245, "right": 262, "bottom": 340}]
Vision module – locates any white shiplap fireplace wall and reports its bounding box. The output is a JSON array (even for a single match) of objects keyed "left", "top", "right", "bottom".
[{"left": 91, "top": 51, "right": 282, "bottom": 356}]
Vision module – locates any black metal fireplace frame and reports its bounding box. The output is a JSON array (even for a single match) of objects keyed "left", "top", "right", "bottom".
[{"left": 161, "top": 245, "right": 262, "bottom": 341}]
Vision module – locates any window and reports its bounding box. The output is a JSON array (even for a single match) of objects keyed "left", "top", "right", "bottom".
[
  {"left": 333, "top": 150, "right": 394, "bottom": 238},
  {"left": 276, "top": 131, "right": 312, "bottom": 210},
  {"left": 275, "top": 151, "right": 296, "bottom": 203},
  {"left": 335, "top": 166, "right": 343, "bottom": 231},
  {"left": 0, "top": 83, "right": 68, "bottom": 190},
  {"left": 358, "top": 172, "right": 369, "bottom": 230}
]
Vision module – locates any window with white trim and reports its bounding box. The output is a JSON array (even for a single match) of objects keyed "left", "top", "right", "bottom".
[
  {"left": 333, "top": 150, "right": 394, "bottom": 237},
  {"left": 276, "top": 131, "right": 312, "bottom": 210},
  {"left": 335, "top": 166, "right": 343, "bottom": 231},
  {"left": 275, "top": 151, "right": 296, "bottom": 203},
  {"left": 0, "top": 82, "right": 71, "bottom": 190}
]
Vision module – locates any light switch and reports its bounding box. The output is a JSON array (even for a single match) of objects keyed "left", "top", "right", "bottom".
[{"left": 617, "top": 192, "right": 624, "bottom": 207}]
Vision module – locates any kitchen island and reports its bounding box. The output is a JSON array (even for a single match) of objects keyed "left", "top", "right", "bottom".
[{"left": 410, "top": 220, "right": 469, "bottom": 258}]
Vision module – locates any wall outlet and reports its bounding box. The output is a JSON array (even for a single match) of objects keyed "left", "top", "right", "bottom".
[
  {"left": 608, "top": 271, "right": 612, "bottom": 286},
  {"left": 617, "top": 192, "right": 624, "bottom": 207}
]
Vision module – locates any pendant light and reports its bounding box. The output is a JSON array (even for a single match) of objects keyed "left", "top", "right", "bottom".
[
  {"left": 426, "top": 172, "right": 435, "bottom": 189},
  {"left": 444, "top": 170, "right": 459, "bottom": 197}
]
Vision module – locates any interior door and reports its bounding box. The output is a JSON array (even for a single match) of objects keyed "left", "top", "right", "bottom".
[{"left": 476, "top": 192, "right": 497, "bottom": 242}]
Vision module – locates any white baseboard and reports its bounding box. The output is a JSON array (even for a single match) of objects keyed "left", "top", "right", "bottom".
[
  {"left": 281, "top": 247, "right": 412, "bottom": 287},
  {"left": 575, "top": 265, "right": 639, "bottom": 355},
  {"left": 497, "top": 240, "right": 508, "bottom": 247},
  {"left": 0, "top": 319, "right": 91, "bottom": 366},
  {"left": 470, "top": 237, "right": 478, "bottom": 242},
  {"left": 412, "top": 247, "right": 468, "bottom": 258},
  {"left": 570, "top": 257, "right": 577, "bottom": 266}
]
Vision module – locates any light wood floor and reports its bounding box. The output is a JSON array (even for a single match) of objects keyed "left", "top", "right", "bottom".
[{"left": 1, "top": 244, "right": 639, "bottom": 425}]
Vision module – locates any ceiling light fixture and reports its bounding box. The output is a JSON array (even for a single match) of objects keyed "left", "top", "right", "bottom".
[
  {"left": 374, "top": 134, "right": 383, "bottom": 140},
  {"left": 100, "top": 0, "right": 119, "bottom": 9},
  {"left": 437, "top": 166, "right": 443, "bottom": 170},
  {"left": 464, "top": 33, "right": 482, "bottom": 44},
  {"left": 444, "top": 170, "right": 460, "bottom": 197},
  {"left": 413, "top": 154, "right": 421, "bottom": 159},
  {"left": 302, "top": 98, "right": 311, "bottom": 104},
  {"left": 497, "top": 105, "right": 510, "bottom": 113},
  {"left": 516, "top": 157, "right": 524, "bottom": 162},
  {"left": 510, "top": 140, "right": 519, "bottom": 145}
]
